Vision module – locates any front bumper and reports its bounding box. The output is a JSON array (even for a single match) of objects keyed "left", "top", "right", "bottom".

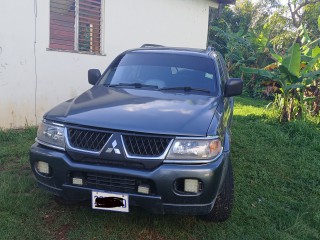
[{"left": 29, "top": 143, "right": 230, "bottom": 215}]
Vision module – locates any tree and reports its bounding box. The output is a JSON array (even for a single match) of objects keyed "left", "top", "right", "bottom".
[
  {"left": 287, "top": 0, "right": 320, "bottom": 28},
  {"left": 302, "top": 2, "right": 320, "bottom": 38},
  {"left": 208, "top": 0, "right": 320, "bottom": 105},
  {"left": 242, "top": 40, "right": 320, "bottom": 122}
]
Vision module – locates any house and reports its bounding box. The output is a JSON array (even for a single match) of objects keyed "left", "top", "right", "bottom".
[{"left": 0, "top": 0, "right": 235, "bottom": 129}]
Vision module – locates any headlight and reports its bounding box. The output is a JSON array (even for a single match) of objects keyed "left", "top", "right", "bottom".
[
  {"left": 36, "top": 120, "right": 65, "bottom": 150},
  {"left": 166, "top": 138, "right": 222, "bottom": 161}
]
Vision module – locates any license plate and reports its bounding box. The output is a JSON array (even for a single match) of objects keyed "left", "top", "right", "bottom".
[{"left": 92, "top": 191, "right": 129, "bottom": 213}]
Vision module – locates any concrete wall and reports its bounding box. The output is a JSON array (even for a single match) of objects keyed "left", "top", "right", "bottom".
[{"left": 0, "top": 0, "right": 218, "bottom": 129}]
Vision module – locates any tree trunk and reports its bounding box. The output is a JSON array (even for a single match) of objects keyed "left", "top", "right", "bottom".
[
  {"left": 288, "top": 95, "right": 294, "bottom": 121},
  {"left": 313, "top": 80, "right": 320, "bottom": 116},
  {"left": 296, "top": 89, "right": 302, "bottom": 119},
  {"left": 280, "top": 95, "right": 289, "bottom": 122}
]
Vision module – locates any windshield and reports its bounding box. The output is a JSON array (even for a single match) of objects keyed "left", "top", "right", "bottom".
[{"left": 99, "top": 52, "right": 218, "bottom": 95}]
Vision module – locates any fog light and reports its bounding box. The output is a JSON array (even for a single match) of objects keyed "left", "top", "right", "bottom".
[
  {"left": 184, "top": 179, "right": 199, "bottom": 193},
  {"left": 37, "top": 161, "right": 50, "bottom": 174},
  {"left": 138, "top": 184, "right": 150, "bottom": 194},
  {"left": 72, "top": 177, "right": 83, "bottom": 185}
]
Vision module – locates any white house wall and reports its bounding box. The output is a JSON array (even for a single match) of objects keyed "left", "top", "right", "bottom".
[{"left": 0, "top": 0, "right": 218, "bottom": 129}]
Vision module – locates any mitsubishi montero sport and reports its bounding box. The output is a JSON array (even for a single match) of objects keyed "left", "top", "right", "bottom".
[{"left": 30, "top": 45, "right": 243, "bottom": 221}]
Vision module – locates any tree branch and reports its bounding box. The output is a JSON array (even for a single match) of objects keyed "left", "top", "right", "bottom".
[
  {"left": 292, "top": 0, "right": 320, "bottom": 15},
  {"left": 288, "top": 0, "right": 298, "bottom": 27},
  {"left": 288, "top": 0, "right": 320, "bottom": 28}
]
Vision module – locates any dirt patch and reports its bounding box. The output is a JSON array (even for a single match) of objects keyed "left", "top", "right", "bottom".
[
  {"left": 0, "top": 164, "right": 33, "bottom": 179},
  {"left": 41, "top": 204, "right": 74, "bottom": 239},
  {"left": 55, "top": 223, "right": 73, "bottom": 240},
  {"left": 43, "top": 208, "right": 59, "bottom": 225},
  {"left": 137, "top": 228, "right": 167, "bottom": 240},
  {"left": 0, "top": 158, "right": 29, "bottom": 172}
]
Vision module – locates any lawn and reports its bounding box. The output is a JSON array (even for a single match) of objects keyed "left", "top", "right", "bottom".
[{"left": 0, "top": 97, "right": 319, "bottom": 240}]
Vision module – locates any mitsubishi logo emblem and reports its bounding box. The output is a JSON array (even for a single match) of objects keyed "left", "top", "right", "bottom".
[{"left": 106, "top": 140, "right": 121, "bottom": 154}]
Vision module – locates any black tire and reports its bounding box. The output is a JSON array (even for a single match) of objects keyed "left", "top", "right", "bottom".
[{"left": 200, "top": 162, "right": 234, "bottom": 222}]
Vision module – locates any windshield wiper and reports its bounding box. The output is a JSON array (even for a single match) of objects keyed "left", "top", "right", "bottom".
[
  {"left": 107, "top": 82, "right": 158, "bottom": 89},
  {"left": 159, "top": 86, "right": 210, "bottom": 93}
]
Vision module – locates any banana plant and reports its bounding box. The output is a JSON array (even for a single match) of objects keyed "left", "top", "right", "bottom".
[
  {"left": 300, "top": 24, "right": 320, "bottom": 116},
  {"left": 241, "top": 43, "right": 320, "bottom": 122}
]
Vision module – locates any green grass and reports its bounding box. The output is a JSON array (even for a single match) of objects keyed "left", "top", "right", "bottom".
[{"left": 0, "top": 97, "right": 319, "bottom": 240}]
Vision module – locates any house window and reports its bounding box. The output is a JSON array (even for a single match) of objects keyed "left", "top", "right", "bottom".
[{"left": 49, "top": 0, "right": 102, "bottom": 54}]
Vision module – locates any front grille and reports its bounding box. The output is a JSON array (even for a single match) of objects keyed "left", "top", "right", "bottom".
[
  {"left": 68, "top": 128, "right": 111, "bottom": 152},
  {"left": 84, "top": 172, "right": 154, "bottom": 194},
  {"left": 123, "top": 135, "right": 172, "bottom": 157}
]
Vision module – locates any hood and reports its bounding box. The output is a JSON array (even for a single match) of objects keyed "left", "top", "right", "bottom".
[{"left": 45, "top": 86, "right": 220, "bottom": 136}]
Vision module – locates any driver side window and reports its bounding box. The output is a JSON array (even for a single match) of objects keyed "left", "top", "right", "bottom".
[{"left": 216, "top": 53, "right": 228, "bottom": 91}]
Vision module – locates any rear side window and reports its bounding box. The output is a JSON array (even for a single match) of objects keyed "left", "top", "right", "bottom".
[{"left": 99, "top": 53, "right": 218, "bottom": 95}]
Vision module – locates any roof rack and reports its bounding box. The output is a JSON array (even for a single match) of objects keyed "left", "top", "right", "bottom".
[{"left": 141, "top": 44, "right": 164, "bottom": 48}]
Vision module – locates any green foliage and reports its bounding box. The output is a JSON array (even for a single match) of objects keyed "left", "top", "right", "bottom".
[
  {"left": 282, "top": 43, "right": 301, "bottom": 78},
  {"left": 241, "top": 38, "right": 320, "bottom": 122},
  {"left": 266, "top": 9, "right": 295, "bottom": 51},
  {"left": 208, "top": 24, "right": 257, "bottom": 75},
  {"left": 208, "top": 1, "right": 277, "bottom": 98},
  {"left": 241, "top": 67, "right": 273, "bottom": 79},
  {"left": 208, "top": 3, "right": 259, "bottom": 70},
  {"left": 208, "top": 0, "right": 320, "bottom": 120},
  {"left": 302, "top": 2, "right": 320, "bottom": 38}
]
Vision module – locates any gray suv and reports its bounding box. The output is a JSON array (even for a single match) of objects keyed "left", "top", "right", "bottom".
[{"left": 29, "top": 45, "right": 242, "bottom": 222}]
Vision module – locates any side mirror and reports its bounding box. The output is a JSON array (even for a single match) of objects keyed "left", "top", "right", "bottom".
[
  {"left": 224, "top": 78, "right": 243, "bottom": 97},
  {"left": 88, "top": 69, "right": 101, "bottom": 85}
]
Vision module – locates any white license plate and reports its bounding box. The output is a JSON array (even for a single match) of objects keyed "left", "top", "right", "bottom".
[{"left": 92, "top": 191, "right": 129, "bottom": 213}]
